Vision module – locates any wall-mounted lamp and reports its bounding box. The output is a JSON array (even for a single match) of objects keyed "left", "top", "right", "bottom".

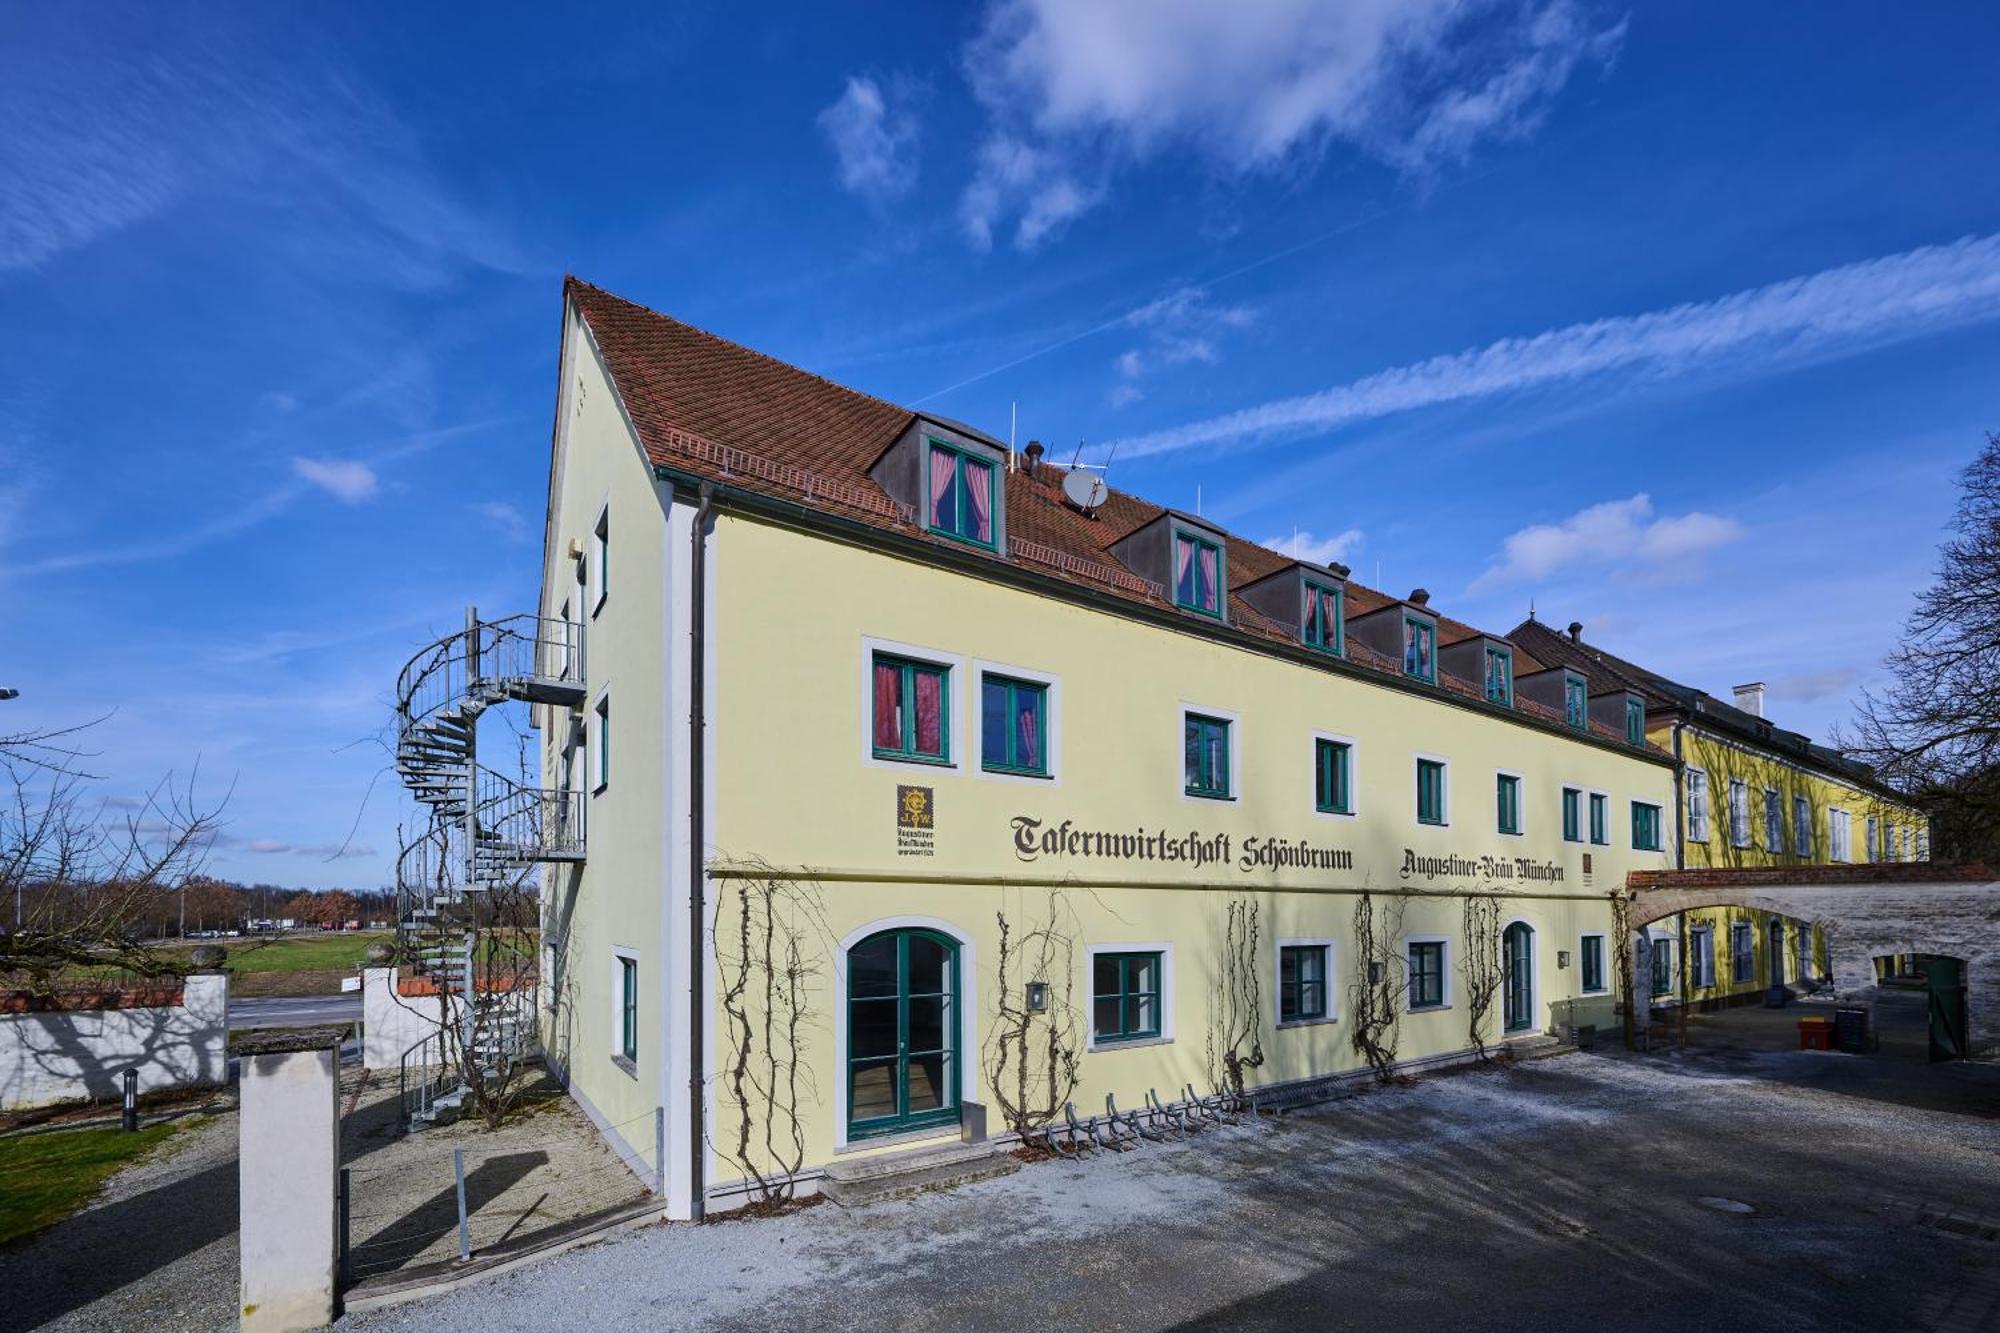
[
  {"left": 1368, "top": 961, "right": 1382, "bottom": 985},
  {"left": 1025, "top": 981, "right": 1049, "bottom": 1013},
  {"left": 1557, "top": 950, "right": 1572, "bottom": 969}
]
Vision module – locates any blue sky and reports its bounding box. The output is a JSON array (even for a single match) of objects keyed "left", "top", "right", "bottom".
[{"left": 3, "top": 2, "right": 1996, "bottom": 889}]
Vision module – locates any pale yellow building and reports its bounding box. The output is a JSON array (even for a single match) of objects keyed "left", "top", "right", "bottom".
[{"left": 536, "top": 279, "right": 1679, "bottom": 1216}]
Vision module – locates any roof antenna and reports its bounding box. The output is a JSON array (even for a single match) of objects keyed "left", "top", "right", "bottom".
[
  {"left": 1528, "top": 598, "right": 1537, "bottom": 622},
  {"left": 1196, "top": 484, "right": 1202, "bottom": 516},
  {"left": 1008, "top": 402, "right": 1017, "bottom": 471}
]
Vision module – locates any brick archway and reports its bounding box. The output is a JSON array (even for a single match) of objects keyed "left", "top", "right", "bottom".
[{"left": 1621, "top": 864, "right": 2000, "bottom": 1055}]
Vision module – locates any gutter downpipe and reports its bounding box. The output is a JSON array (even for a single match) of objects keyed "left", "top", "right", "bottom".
[
  {"left": 1673, "top": 722, "right": 1688, "bottom": 1049},
  {"left": 689, "top": 481, "right": 714, "bottom": 1222}
]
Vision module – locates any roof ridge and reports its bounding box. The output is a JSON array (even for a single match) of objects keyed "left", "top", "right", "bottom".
[{"left": 565, "top": 275, "right": 912, "bottom": 425}]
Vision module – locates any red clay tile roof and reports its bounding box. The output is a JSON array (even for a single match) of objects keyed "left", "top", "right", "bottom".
[{"left": 567, "top": 277, "right": 1646, "bottom": 753}]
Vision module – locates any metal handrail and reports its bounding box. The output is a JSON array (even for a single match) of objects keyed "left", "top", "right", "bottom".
[
  {"left": 395, "top": 611, "right": 584, "bottom": 737},
  {"left": 398, "top": 1029, "right": 455, "bottom": 1122}
]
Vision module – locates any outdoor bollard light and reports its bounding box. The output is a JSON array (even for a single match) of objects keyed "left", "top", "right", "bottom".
[
  {"left": 121, "top": 1068, "right": 138, "bottom": 1132},
  {"left": 1026, "top": 981, "right": 1049, "bottom": 1013}
]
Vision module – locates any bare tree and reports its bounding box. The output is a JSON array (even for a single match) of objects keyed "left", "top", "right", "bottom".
[
  {"left": 1349, "top": 890, "right": 1407, "bottom": 1083},
  {"left": 1459, "top": 894, "right": 1505, "bottom": 1061},
  {"left": 984, "top": 889, "right": 1082, "bottom": 1146},
  {"left": 712, "top": 862, "right": 826, "bottom": 1208},
  {"left": 1839, "top": 432, "right": 2000, "bottom": 862},
  {"left": 1207, "top": 896, "right": 1266, "bottom": 1098},
  {"left": 1, "top": 752, "right": 227, "bottom": 993}
]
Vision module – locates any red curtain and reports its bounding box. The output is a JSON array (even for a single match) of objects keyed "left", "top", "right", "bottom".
[
  {"left": 929, "top": 450, "right": 957, "bottom": 529},
  {"left": 914, "top": 669, "right": 943, "bottom": 755},
  {"left": 872, "top": 663, "right": 902, "bottom": 749},
  {"left": 1197, "top": 544, "right": 1218, "bottom": 610},
  {"left": 965, "top": 458, "right": 992, "bottom": 542}
]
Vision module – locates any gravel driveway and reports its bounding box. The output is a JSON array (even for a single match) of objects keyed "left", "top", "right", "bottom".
[{"left": 342, "top": 1045, "right": 2000, "bottom": 1333}]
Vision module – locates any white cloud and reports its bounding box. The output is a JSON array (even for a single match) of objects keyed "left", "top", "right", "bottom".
[
  {"left": 472, "top": 500, "right": 533, "bottom": 544},
  {"left": 1264, "top": 528, "right": 1365, "bottom": 566},
  {"left": 1104, "top": 287, "right": 1258, "bottom": 399},
  {"left": 960, "top": 0, "right": 1620, "bottom": 248},
  {"left": 818, "top": 76, "right": 921, "bottom": 202},
  {"left": 1470, "top": 494, "right": 1742, "bottom": 591},
  {"left": 1105, "top": 233, "right": 2000, "bottom": 460},
  {"left": 291, "top": 456, "right": 378, "bottom": 503},
  {"left": 1107, "top": 381, "right": 1143, "bottom": 408}
]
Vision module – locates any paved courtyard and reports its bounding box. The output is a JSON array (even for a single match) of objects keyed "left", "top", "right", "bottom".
[{"left": 345, "top": 1034, "right": 2000, "bottom": 1333}]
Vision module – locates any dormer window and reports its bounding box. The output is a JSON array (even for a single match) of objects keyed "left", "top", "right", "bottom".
[
  {"left": 1403, "top": 615, "right": 1435, "bottom": 682},
  {"left": 925, "top": 438, "right": 997, "bottom": 549},
  {"left": 1484, "top": 646, "right": 1513, "bottom": 706},
  {"left": 1174, "top": 529, "right": 1223, "bottom": 618},
  {"left": 1303, "top": 581, "right": 1343, "bottom": 654},
  {"left": 1564, "top": 672, "right": 1588, "bottom": 729},
  {"left": 1625, "top": 698, "right": 1645, "bottom": 746}
]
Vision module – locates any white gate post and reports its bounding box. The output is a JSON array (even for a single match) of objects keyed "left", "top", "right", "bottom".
[{"left": 239, "top": 1033, "right": 339, "bottom": 1332}]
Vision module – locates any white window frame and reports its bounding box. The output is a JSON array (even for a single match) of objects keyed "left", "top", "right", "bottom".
[
  {"left": 1274, "top": 937, "right": 1338, "bottom": 1028},
  {"left": 1413, "top": 752, "right": 1452, "bottom": 828},
  {"left": 1084, "top": 942, "right": 1176, "bottom": 1052},
  {"left": 1828, "top": 807, "right": 1851, "bottom": 862},
  {"left": 1865, "top": 816, "right": 1879, "bottom": 863},
  {"left": 1578, "top": 931, "right": 1609, "bottom": 995},
  {"left": 1689, "top": 925, "right": 1715, "bottom": 988},
  {"left": 1728, "top": 778, "right": 1750, "bottom": 849},
  {"left": 1309, "top": 731, "right": 1360, "bottom": 821},
  {"left": 1793, "top": 793, "right": 1811, "bottom": 856},
  {"left": 1494, "top": 767, "right": 1526, "bottom": 838},
  {"left": 859, "top": 636, "right": 968, "bottom": 775},
  {"left": 1179, "top": 702, "right": 1241, "bottom": 805},
  {"left": 610, "top": 945, "right": 640, "bottom": 1076},
  {"left": 1403, "top": 934, "right": 1453, "bottom": 1011},
  {"left": 1687, "top": 768, "right": 1710, "bottom": 843},
  {"left": 590, "top": 503, "right": 609, "bottom": 616},
  {"left": 970, "top": 657, "right": 1062, "bottom": 786}
]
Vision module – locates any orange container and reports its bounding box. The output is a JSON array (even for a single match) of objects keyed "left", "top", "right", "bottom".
[{"left": 1798, "top": 1016, "right": 1834, "bottom": 1051}]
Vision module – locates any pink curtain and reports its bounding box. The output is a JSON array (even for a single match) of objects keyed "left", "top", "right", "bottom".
[
  {"left": 1304, "top": 590, "right": 1320, "bottom": 641},
  {"left": 930, "top": 450, "right": 957, "bottom": 529},
  {"left": 914, "top": 670, "right": 943, "bottom": 755},
  {"left": 872, "top": 664, "right": 902, "bottom": 750},
  {"left": 965, "top": 459, "right": 992, "bottom": 542},
  {"left": 1197, "top": 544, "right": 1218, "bottom": 610},
  {"left": 1016, "top": 694, "right": 1038, "bottom": 769},
  {"left": 1175, "top": 536, "right": 1194, "bottom": 598}
]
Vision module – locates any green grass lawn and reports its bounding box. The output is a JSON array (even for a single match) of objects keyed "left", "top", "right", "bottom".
[
  {"left": 0, "top": 1120, "right": 192, "bottom": 1246},
  {"left": 219, "top": 932, "right": 387, "bottom": 974}
]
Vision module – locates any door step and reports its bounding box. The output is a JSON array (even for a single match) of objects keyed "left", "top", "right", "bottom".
[{"left": 820, "top": 1140, "right": 1018, "bottom": 1208}]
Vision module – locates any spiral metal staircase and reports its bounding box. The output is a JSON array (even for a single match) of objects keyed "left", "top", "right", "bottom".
[{"left": 392, "top": 608, "right": 586, "bottom": 1123}]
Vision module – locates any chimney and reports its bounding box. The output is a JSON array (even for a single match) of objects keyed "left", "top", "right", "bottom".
[
  {"left": 1327, "top": 561, "right": 1351, "bottom": 578},
  {"left": 1408, "top": 587, "right": 1430, "bottom": 607},
  {"left": 1022, "top": 440, "right": 1044, "bottom": 476},
  {"left": 1567, "top": 621, "right": 1583, "bottom": 643},
  {"left": 1733, "top": 682, "right": 1766, "bottom": 718}
]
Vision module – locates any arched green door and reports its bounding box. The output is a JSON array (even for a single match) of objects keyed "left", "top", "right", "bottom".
[
  {"left": 1503, "top": 922, "right": 1534, "bottom": 1033},
  {"left": 848, "top": 929, "right": 959, "bottom": 1138}
]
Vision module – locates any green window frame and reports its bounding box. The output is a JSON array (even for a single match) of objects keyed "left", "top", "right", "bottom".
[
  {"left": 1416, "top": 758, "right": 1447, "bottom": 826},
  {"left": 1408, "top": 941, "right": 1445, "bottom": 1010},
  {"left": 1173, "top": 530, "right": 1224, "bottom": 618},
  {"left": 1092, "top": 951, "right": 1163, "bottom": 1043},
  {"left": 1403, "top": 615, "right": 1436, "bottom": 682},
  {"left": 1588, "top": 792, "right": 1608, "bottom": 845},
  {"left": 923, "top": 438, "right": 1000, "bottom": 551},
  {"left": 1484, "top": 647, "right": 1513, "bottom": 705},
  {"left": 617, "top": 955, "right": 638, "bottom": 1064},
  {"left": 872, "top": 653, "right": 951, "bottom": 765},
  {"left": 1564, "top": 673, "right": 1588, "bottom": 729},
  {"left": 846, "top": 928, "right": 961, "bottom": 1138},
  {"left": 1303, "top": 581, "right": 1344, "bottom": 654},
  {"left": 1184, "top": 713, "right": 1232, "bottom": 799},
  {"left": 1314, "top": 738, "right": 1352, "bottom": 814},
  {"left": 1625, "top": 697, "right": 1644, "bottom": 745},
  {"left": 1580, "top": 935, "right": 1605, "bottom": 993},
  {"left": 1496, "top": 773, "right": 1522, "bottom": 835},
  {"left": 980, "top": 674, "right": 1048, "bottom": 777},
  {"left": 1279, "top": 944, "right": 1329, "bottom": 1024},
  {"left": 592, "top": 505, "right": 609, "bottom": 614},
  {"left": 1561, "top": 787, "right": 1582, "bottom": 843},
  {"left": 1632, "top": 801, "right": 1662, "bottom": 851}
]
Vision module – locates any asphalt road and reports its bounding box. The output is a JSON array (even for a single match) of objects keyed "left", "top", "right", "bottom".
[{"left": 228, "top": 993, "right": 362, "bottom": 1029}]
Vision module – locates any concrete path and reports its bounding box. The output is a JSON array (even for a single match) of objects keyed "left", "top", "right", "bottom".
[{"left": 230, "top": 993, "right": 362, "bottom": 1030}]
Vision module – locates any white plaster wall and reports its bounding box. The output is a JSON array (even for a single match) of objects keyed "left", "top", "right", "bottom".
[
  {"left": 0, "top": 974, "right": 228, "bottom": 1110},
  {"left": 361, "top": 967, "right": 441, "bottom": 1071},
  {"left": 239, "top": 1046, "right": 336, "bottom": 1333}
]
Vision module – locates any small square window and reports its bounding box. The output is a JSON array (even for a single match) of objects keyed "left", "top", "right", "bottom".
[
  {"left": 1315, "top": 738, "right": 1351, "bottom": 814},
  {"left": 1496, "top": 773, "right": 1522, "bottom": 835},
  {"left": 1092, "top": 952, "right": 1162, "bottom": 1043},
  {"left": 1408, "top": 941, "right": 1446, "bottom": 1010},
  {"left": 1403, "top": 616, "right": 1436, "bottom": 682},
  {"left": 1279, "top": 944, "right": 1329, "bottom": 1024},
  {"left": 872, "top": 653, "right": 950, "bottom": 764},
  {"left": 1174, "top": 531, "right": 1223, "bottom": 617},
  {"left": 1416, "top": 759, "right": 1447, "bottom": 826},
  {"left": 925, "top": 440, "right": 997, "bottom": 549},
  {"left": 1631, "top": 801, "right": 1662, "bottom": 852},
  {"left": 1185, "top": 713, "right": 1231, "bottom": 799},
  {"left": 1303, "top": 582, "right": 1343, "bottom": 654},
  {"left": 980, "top": 675, "right": 1048, "bottom": 777}
]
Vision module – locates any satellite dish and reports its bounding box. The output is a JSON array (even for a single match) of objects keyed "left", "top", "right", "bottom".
[{"left": 1062, "top": 469, "right": 1108, "bottom": 514}]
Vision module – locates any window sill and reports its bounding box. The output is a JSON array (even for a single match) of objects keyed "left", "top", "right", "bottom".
[
  {"left": 1407, "top": 1004, "right": 1452, "bottom": 1014},
  {"left": 983, "top": 766, "right": 1052, "bottom": 780},
  {"left": 611, "top": 1054, "right": 638, "bottom": 1080},
  {"left": 593, "top": 782, "right": 608, "bottom": 796},
  {"left": 1184, "top": 790, "right": 1234, "bottom": 802},
  {"left": 873, "top": 752, "right": 954, "bottom": 768},
  {"left": 1276, "top": 1015, "right": 1337, "bottom": 1031},
  {"left": 1088, "top": 1035, "right": 1171, "bottom": 1053},
  {"left": 592, "top": 595, "right": 607, "bottom": 619},
  {"left": 835, "top": 1123, "right": 963, "bottom": 1155}
]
